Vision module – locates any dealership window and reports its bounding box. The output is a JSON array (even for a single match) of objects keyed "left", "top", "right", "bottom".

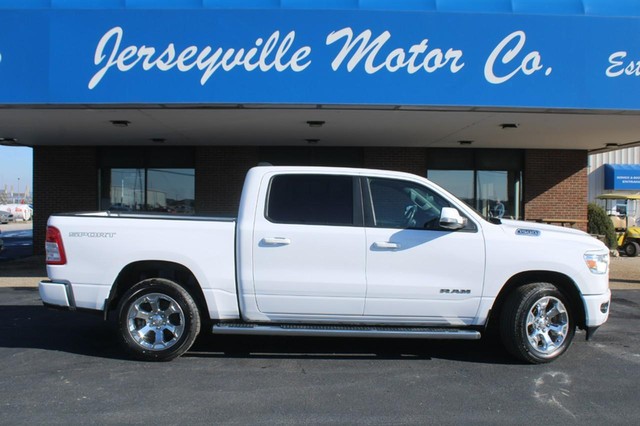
[
  {"left": 427, "top": 149, "right": 523, "bottom": 220},
  {"left": 99, "top": 148, "right": 195, "bottom": 214}
]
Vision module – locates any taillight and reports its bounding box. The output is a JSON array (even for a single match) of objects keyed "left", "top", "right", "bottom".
[{"left": 45, "top": 226, "right": 67, "bottom": 265}]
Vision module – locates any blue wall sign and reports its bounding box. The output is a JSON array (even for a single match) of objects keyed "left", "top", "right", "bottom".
[
  {"left": 605, "top": 164, "right": 640, "bottom": 190},
  {"left": 1, "top": 9, "right": 640, "bottom": 108}
]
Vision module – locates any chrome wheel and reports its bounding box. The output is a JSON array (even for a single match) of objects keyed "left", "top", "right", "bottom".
[
  {"left": 500, "top": 283, "right": 575, "bottom": 364},
  {"left": 525, "top": 296, "right": 569, "bottom": 356},
  {"left": 126, "top": 292, "right": 185, "bottom": 351}
]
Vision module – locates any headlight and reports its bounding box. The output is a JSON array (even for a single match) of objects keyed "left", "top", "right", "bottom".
[{"left": 584, "top": 251, "right": 609, "bottom": 275}]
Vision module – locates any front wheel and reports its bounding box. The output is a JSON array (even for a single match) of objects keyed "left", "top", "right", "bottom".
[
  {"left": 117, "top": 278, "right": 201, "bottom": 361},
  {"left": 500, "top": 283, "right": 575, "bottom": 364},
  {"left": 623, "top": 241, "right": 640, "bottom": 257}
]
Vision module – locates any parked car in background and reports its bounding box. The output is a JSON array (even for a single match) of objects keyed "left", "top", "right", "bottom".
[
  {"left": 0, "top": 204, "right": 32, "bottom": 221},
  {"left": 0, "top": 210, "right": 14, "bottom": 224}
]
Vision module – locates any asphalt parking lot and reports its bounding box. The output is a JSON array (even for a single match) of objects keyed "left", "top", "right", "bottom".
[
  {"left": 1, "top": 224, "right": 639, "bottom": 424},
  {"left": 0, "top": 285, "right": 639, "bottom": 424}
]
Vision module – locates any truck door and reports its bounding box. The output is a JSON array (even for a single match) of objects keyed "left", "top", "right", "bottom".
[
  {"left": 363, "top": 177, "right": 485, "bottom": 324},
  {"left": 251, "top": 173, "right": 367, "bottom": 316}
]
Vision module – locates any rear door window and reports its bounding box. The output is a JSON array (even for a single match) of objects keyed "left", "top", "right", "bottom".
[{"left": 266, "top": 175, "right": 357, "bottom": 226}]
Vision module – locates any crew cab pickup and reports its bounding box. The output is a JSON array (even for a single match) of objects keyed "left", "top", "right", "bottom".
[{"left": 40, "top": 166, "right": 611, "bottom": 363}]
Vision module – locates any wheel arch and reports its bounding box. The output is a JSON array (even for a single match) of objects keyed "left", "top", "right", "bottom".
[
  {"left": 105, "top": 260, "right": 209, "bottom": 322},
  {"left": 487, "top": 271, "right": 586, "bottom": 332}
]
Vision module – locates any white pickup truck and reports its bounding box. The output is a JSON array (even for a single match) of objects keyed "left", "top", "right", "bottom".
[{"left": 40, "top": 166, "right": 611, "bottom": 363}]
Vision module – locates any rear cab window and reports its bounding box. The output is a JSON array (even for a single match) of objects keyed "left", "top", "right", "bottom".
[{"left": 266, "top": 174, "right": 361, "bottom": 226}]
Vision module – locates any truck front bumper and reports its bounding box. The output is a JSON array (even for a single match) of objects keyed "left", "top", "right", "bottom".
[
  {"left": 39, "top": 280, "right": 75, "bottom": 310},
  {"left": 582, "top": 289, "right": 611, "bottom": 331}
]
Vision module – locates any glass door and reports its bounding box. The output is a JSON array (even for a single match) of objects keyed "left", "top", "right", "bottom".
[{"left": 428, "top": 169, "right": 522, "bottom": 220}]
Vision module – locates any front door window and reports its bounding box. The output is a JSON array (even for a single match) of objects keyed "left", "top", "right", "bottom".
[{"left": 368, "top": 177, "right": 451, "bottom": 230}]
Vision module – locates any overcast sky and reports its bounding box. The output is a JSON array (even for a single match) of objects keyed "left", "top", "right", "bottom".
[{"left": 0, "top": 146, "right": 33, "bottom": 194}]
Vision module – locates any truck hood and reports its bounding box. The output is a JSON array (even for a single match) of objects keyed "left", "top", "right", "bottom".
[
  {"left": 499, "top": 219, "right": 587, "bottom": 238},
  {"left": 496, "top": 219, "right": 607, "bottom": 251}
]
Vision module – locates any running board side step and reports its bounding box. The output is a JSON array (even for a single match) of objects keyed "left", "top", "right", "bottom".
[{"left": 212, "top": 323, "right": 481, "bottom": 340}]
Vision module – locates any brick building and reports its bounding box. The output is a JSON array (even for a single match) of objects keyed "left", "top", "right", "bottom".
[{"left": 2, "top": 1, "right": 640, "bottom": 252}]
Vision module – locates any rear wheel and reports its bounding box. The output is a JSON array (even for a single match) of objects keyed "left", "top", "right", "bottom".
[
  {"left": 117, "top": 278, "right": 201, "bottom": 361},
  {"left": 500, "top": 283, "right": 575, "bottom": 364}
]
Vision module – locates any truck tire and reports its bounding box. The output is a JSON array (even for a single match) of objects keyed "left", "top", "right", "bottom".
[
  {"left": 117, "top": 278, "right": 201, "bottom": 361},
  {"left": 623, "top": 241, "right": 640, "bottom": 257},
  {"left": 499, "top": 283, "right": 575, "bottom": 364}
]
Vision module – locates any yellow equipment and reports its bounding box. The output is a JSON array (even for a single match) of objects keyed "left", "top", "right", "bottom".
[{"left": 596, "top": 193, "right": 640, "bottom": 257}]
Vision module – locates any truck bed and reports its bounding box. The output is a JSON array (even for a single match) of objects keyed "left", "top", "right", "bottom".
[{"left": 43, "top": 212, "right": 239, "bottom": 319}]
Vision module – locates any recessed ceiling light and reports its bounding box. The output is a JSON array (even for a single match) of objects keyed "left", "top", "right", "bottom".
[
  {"left": 306, "top": 121, "right": 325, "bottom": 128},
  {"left": 0, "top": 137, "right": 19, "bottom": 146},
  {"left": 110, "top": 120, "right": 131, "bottom": 128},
  {"left": 605, "top": 143, "right": 619, "bottom": 148}
]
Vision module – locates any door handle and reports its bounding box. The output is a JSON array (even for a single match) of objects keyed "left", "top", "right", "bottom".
[
  {"left": 262, "top": 237, "right": 291, "bottom": 246},
  {"left": 373, "top": 241, "right": 400, "bottom": 250}
]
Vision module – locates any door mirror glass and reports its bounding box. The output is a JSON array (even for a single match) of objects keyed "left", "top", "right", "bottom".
[{"left": 440, "top": 207, "right": 467, "bottom": 230}]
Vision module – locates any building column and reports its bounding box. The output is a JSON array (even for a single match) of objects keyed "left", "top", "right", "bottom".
[
  {"left": 33, "top": 146, "right": 98, "bottom": 255},
  {"left": 195, "top": 146, "right": 259, "bottom": 216},
  {"left": 363, "top": 147, "right": 427, "bottom": 176},
  {"left": 524, "top": 149, "right": 588, "bottom": 231}
]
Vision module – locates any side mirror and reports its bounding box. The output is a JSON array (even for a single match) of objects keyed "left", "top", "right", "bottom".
[{"left": 440, "top": 207, "right": 467, "bottom": 230}]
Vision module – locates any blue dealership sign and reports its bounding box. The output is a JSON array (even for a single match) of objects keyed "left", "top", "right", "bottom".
[
  {"left": 605, "top": 164, "right": 640, "bottom": 190},
  {"left": 1, "top": 9, "right": 640, "bottom": 108}
]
